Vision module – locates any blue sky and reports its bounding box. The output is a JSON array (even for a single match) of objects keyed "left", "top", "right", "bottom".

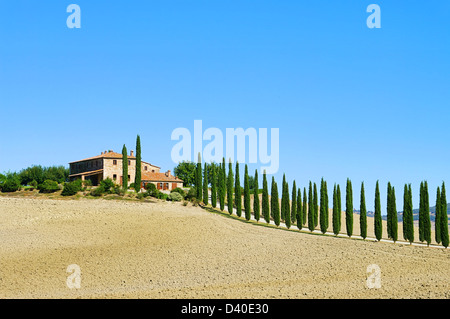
[{"left": 1, "top": 1, "right": 449, "bottom": 211}]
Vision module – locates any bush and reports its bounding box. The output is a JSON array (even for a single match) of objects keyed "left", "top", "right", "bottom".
[
  {"left": 157, "top": 192, "right": 168, "bottom": 200},
  {"left": 38, "top": 180, "right": 60, "bottom": 193},
  {"left": 137, "top": 193, "right": 145, "bottom": 200},
  {"left": 90, "top": 186, "right": 105, "bottom": 197},
  {"left": 113, "top": 185, "right": 125, "bottom": 196},
  {"left": 29, "top": 180, "right": 38, "bottom": 188},
  {"left": 168, "top": 192, "right": 183, "bottom": 202},
  {"left": 129, "top": 183, "right": 136, "bottom": 190},
  {"left": 171, "top": 187, "right": 186, "bottom": 198},
  {"left": 185, "top": 187, "right": 197, "bottom": 200},
  {"left": 61, "top": 180, "right": 82, "bottom": 196},
  {"left": 1, "top": 178, "right": 21, "bottom": 193},
  {"left": 145, "top": 183, "right": 157, "bottom": 191},
  {"left": 100, "top": 178, "right": 114, "bottom": 193},
  {"left": 83, "top": 179, "right": 93, "bottom": 187},
  {"left": 182, "top": 201, "right": 188, "bottom": 206}
]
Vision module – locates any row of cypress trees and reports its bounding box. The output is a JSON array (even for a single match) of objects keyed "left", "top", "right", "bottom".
[{"left": 194, "top": 155, "right": 449, "bottom": 248}]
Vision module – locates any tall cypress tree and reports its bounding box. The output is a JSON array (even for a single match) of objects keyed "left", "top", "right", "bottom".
[
  {"left": 333, "top": 184, "right": 339, "bottom": 236},
  {"left": 262, "top": 171, "right": 270, "bottom": 223},
  {"left": 220, "top": 158, "right": 226, "bottom": 211},
  {"left": 244, "top": 165, "right": 251, "bottom": 221},
  {"left": 203, "top": 163, "right": 208, "bottom": 205},
  {"left": 122, "top": 144, "right": 128, "bottom": 189},
  {"left": 313, "top": 183, "right": 318, "bottom": 227},
  {"left": 302, "top": 187, "right": 307, "bottom": 226},
  {"left": 271, "top": 177, "right": 280, "bottom": 226},
  {"left": 407, "top": 184, "right": 414, "bottom": 244},
  {"left": 391, "top": 187, "right": 398, "bottom": 242},
  {"left": 440, "top": 182, "right": 449, "bottom": 248},
  {"left": 211, "top": 164, "right": 217, "bottom": 208},
  {"left": 134, "top": 135, "right": 142, "bottom": 192},
  {"left": 320, "top": 179, "right": 328, "bottom": 234},
  {"left": 308, "top": 181, "right": 314, "bottom": 232},
  {"left": 387, "top": 182, "right": 392, "bottom": 239},
  {"left": 235, "top": 162, "right": 242, "bottom": 217},
  {"left": 374, "top": 181, "right": 382, "bottom": 241},
  {"left": 346, "top": 178, "right": 353, "bottom": 237},
  {"left": 403, "top": 184, "right": 414, "bottom": 243},
  {"left": 196, "top": 153, "right": 202, "bottom": 199},
  {"left": 253, "top": 170, "right": 260, "bottom": 222},
  {"left": 284, "top": 181, "right": 291, "bottom": 229},
  {"left": 296, "top": 187, "right": 302, "bottom": 230},
  {"left": 337, "top": 184, "right": 342, "bottom": 233},
  {"left": 281, "top": 174, "right": 287, "bottom": 222},
  {"left": 424, "top": 181, "right": 431, "bottom": 246},
  {"left": 360, "top": 182, "right": 367, "bottom": 240},
  {"left": 291, "top": 180, "right": 297, "bottom": 225},
  {"left": 419, "top": 181, "right": 425, "bottom": 242},
  {"left": 435, "top": 186, "right": 441, "bottom": 244},
  {"left": 217, "top": 161, "right": 223, "bottom": 210},
  {"left": 227, "top": 159, "right": 233, "bottom": 215}
]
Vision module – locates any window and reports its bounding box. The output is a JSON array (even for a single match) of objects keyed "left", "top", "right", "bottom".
[
  {"left": 113, "top": 160, "right": 117, "bottom": 165},
  {"left": 113, "top": 174, "right": 117, "bottom": 180},
  {"left": 152, "top": 170, "right": 155, "bottom": 173},
  {"left": 128, "top": 175, "right": 130, "bottom": 180},
  {"left": 128, "top": 160, "right": 131, "bottom": 165},
  {"left": 144, "top": 166, "right": 147, "bottom": 171}
]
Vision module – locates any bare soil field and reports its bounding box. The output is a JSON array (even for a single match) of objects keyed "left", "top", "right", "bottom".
[{"left": 0, "top": 196, "right": 448, "bottom": 299}]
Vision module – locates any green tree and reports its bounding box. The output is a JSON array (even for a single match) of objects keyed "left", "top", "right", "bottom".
[
  {"left": 253, "top": 170, "right": 260, "bottom": 222},
  {"left": 360, "top": 182, "right": 367, "bottom": 240},
  {"left": 227, "top": 159, "right": 234, "bottom": 215},
  {"left": 202, "top": 163, "right": 208, "bottom": 205},
  {"left": 313, "top": 183, "right": 318, "bottom": 227},
  {"left": 390, "top": 186, "right": 398, "bottom": 242},
  {"left": 337, "top": 184, "right": 342, "bottom": 232},
  {"left": 308, "top": 181, "right": 314, "bottom": 232},
  {"left": 374, "top": 181, "right": 382, "bottom": 241},
  {"left": 403, "top": 184, "right": 414, "bottom": 244},
  {"left": 174, "top": 161, "right": 196, "bottom": 187},
  {"left": 320, "top": 179, "right": 329, "bottom": 234},
  {"left": 387, "top": 182, "right": 392, "bottom": 239},
  {"left": 122, "top": 144, "right": 128, "bottom": 189},
  {"left": 271, "top": 177, "right": 280, "bottom": 226},
  {"left": 211, "top": 164, "right": 217, "bottom": 208},
  {"left": 296, "top": 187, "right": 302, "bottom": 230},
  {"left": 419, "top": 181, "right": 424, "bottom": 242},
  {"left": 244, "top": 165, "right": 251, "bottom": 221},
  {"left": 134, "top": 135, "right": 142, "bottom": 192},
  {"left": 423, "top": 181, "right": 431, "bottom": 246},
  {"left": 332, "top": 184, "right": 339, "bottom": 235},
  {"left": 440, "top": 182, "right": 449, "bottom": 248},
  {"left": 407, "top": 184, "right": 414, "bottom": 243},
  {"left": 291, "top": 180, "right": 297, "bottom": 225},
  {"left": 219, "top": 158, "right": 226, "bottom": 211},
  {"left": 262, "top": 171, "right": 270, "bottom": 223},
  {"left": 283, "top": 180, "right": 291, "bottom": 229},
  {"left": 346, "top": 178, "right": 353, "bottom": 237},
  {"left": 235, "top": 162, "right": 242, "bottom": 217},
  {"left": 435, "top": 186, "right": 441, "bottom": 244},
  {"left": 196, "top": 153, "right": 202, "bottom": 199},
  {"left": 281, "top": 174, "right": 287, "bottom": 222},
  {"left": 302, "top": 188, "right": 307, "bottom": 226}
]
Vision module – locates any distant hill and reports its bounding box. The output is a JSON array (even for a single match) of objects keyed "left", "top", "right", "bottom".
[{"left": 354, "top": 204, "right": 450, "bottom": 225}]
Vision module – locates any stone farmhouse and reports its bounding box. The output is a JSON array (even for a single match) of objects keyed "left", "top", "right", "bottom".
[{"left": 69, "top": 149, "right": 183, "bottom": 191}]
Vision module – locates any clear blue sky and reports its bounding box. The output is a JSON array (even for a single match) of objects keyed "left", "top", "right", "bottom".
[{"left": 1, "top": 1, "right": 449, "bottom": 212}]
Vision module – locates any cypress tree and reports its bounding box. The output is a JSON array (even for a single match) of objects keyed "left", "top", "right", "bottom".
[
  {"left": 220, "top": 158, "right": 226, "bottom": 211},
  {"left": 313, "top": 183, "right": 318, "bottom": 227},
  {"left": 296, "top": 187, "right": 302, "bottom": 230},
  {"left": 407, "top": 184, "right": 414, "bottom": 244},
  {"left": 227, "top": 159, "right": 233, "bottom": 215},
  {"left": 235, "top": 162, "right": 242, "bottom": 217},
  {"left": 122, "top": 144, "right": 128, "bottom": 189},
  {"left": 435, "top": 186, "right": 441, "bottom": 244},
  {"left": 391, "top": 186, "right": 398, "bottom": 242},
  {"left": 320, "top": 179, "right": 329, "bottom": 234},
  {"left": 387, "top": 182, "right": 392, "bottom": 239},
  {"left": 203, "top": 163, "right": 208, "bottom": 205},
  {"left": 403, "top": 184, "right": 414, "bottom": 243},
  {"left": 253, "top": 170, "right": 260, "bottom": 222},
  {"left": 196, "top": 153, "right": 202, "bottom": 199},
  {"left": 281, "top": 174, "right": 287, "bottom": 222},
  {"left": 291, "top": 180, "right": 297, "bottom": 225},
  {"left": 244, "top": 164, "right": 251, "bottom": 221},
  {"left": 308, "top": 181, "right": 314, "bottom": 232},
  {"left": 211, "top": 164, "right": 217, "bottom": 208},
  {"left": 333, "top": 184, "right": 339, "bottom": 235},
  {"left": 424, "top": 181, "right": 431, "bottom": 246},
  {"left": 346, "top": 178, "right": 353, "bottom": 237},
  {"left": 302, "top": 187, "right": 307, "bottom": 226},
  {"left": 271, "top": 177, "right": 280, "bottom": 226},
  {"left": 284, "top": 181, "right": 291, "bottom": 229},
  {"left": 262, "top": 171, "right": 270, "bottom": 223},
  {"left": 440, "top": 182, "right": 449, "bottom": 248},
  {"left": 419, "top": 181, "right": 425, "bottom": 242},
  {"left": 337, "top": 184, "right": 342, "bottom": 232},
  {"left": 134, "top": 135, "right": 142, "bottom": 192},
  {"left": 360, "top": 182, "right": 367, "bottom": 240},
  {"left": 217, "top": 161, "right": 223, "bottom": 210},
  {"left": 374, "top": 181, "right": 382, "bottom": 241}
]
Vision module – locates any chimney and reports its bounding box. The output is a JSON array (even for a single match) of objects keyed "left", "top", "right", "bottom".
[
  {"left": 166, "top": 170, "right": 171, "bottom": 177},
  {"left": 101, "top": 151, "right": 103, "bottom": 155},
  {"left": 130, "top": 150, "right": 134, "bottom": 157}
]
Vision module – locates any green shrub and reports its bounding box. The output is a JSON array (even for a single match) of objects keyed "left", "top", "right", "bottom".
[
  {"left": 100, "top": 178, "right": 114, "bottom": 193},
  {"left": 29, "top": 180, "right": 38, "bottom": 188},
  {"left": 157, "top": 192, "right": 168, "bottom": 200},
  {"left": 171, "top": 187, "right": 186, "bottom": 198},
  {"left": 90, "top": 186, "right": 105, "bottom": 197},
  {"left": 168, "top": 192, "right": 183, "bottom": 202},
  {"left": 129, "top": 183, "right": 136, "bottom": 190},
  {"left": 137, "top": 193, "right": 145, "bottom": 200},
  {"left": 38, "top": 180, "right": 60, "bottom": 193},
  {"left": 185, "top": 187, "right": 197, "bottom": 200},
  {"left": 113, "top": 185, "right": 125, "bottom": 196},
  {"left": 83, "top": 179, "right": 93, "bottom": 187},
  {"left": 61, "top": 180, "right": 82, "bottom": 196},
  {"left": 145, "top": 183, "right": 157, "bottom": 191},
  {"left": 1, "top": 178, "right": 21, "bottom": 193}
]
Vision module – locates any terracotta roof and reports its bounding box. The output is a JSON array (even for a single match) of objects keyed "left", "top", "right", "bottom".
[
  {"left": 69, "top": 151, "right": 136, "bottom": 164},
  {"left": 142, "top": 172, "right": 183, "bottom": 183}
]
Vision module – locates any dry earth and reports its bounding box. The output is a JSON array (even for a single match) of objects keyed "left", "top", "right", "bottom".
[{"left": 0, "top": 196, "right": 448, "bottom": 299}]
